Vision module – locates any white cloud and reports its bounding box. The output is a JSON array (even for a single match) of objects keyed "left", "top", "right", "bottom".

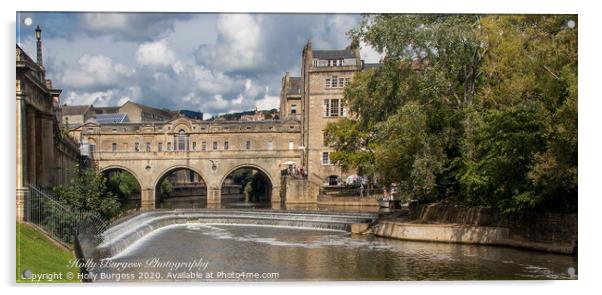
[
  {"left": 255, "top": 93, "right": 280, "bottom": 111},
  {"left": 135, "top": 39, "right": 176, "bottom": 69},
  {"left": 81, "top": 13, "right": 129, "bottom": 32},
  {"left": 195, "top": 14, "right": 262, "bottom": 74},
  {"left": 360, "top": 41, "right": 384, "bottom": 63},
  {"left": 36, "top": 13, "right": 367, "bottom": 116},
  {"left": 79, "top": 13, "right": 191, "bottom": 41},
  {"left": 57, "top": 54, "right": 132, "bottom": 91}
]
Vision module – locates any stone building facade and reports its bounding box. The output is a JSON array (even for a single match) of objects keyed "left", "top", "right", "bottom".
[
  {"left": 16, "top": 30, "right": 81, "bottom": 220},
  {"left": 279, "top": 73, "right": 302, "bottom": 120},
  {"left": 298, "top": 42, "right": 363, "bottom": 186}
]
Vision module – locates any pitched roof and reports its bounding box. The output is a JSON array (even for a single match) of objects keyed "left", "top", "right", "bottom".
[
  {"left": 96, "top": 113, "right": 129, "bottom": 124},
  {"left": 312, "top": 49, "right": 356, "bottom": 60},
  {"left": 61, "top": 105, "right": 92, "bottom": 116},
  {"left": 286, "top": 77, "right": 302, "bottom": 95},
  {"left": 363, "top": 63, "right": 384, "bottom": 70},
  {"left": 122, "top": 101, "right": 173, "bottom": 118},
  {"left": 94, "top": 106, "right": 120, "bottom": 114}
]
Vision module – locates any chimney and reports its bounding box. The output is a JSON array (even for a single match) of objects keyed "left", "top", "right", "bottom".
[{"left": 35, "top": 25, "right": 43, "bottom": 68}]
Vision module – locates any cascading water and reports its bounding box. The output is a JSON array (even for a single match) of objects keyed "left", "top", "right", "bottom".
[{"left": 94, "top": 209, "right": 378, "bottom": 259}]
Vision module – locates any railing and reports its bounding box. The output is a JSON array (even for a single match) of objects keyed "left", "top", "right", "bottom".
[{"left": 25, "top": 184, "right": 109, "bottom": 252}]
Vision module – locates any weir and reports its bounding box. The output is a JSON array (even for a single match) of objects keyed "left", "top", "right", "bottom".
[{"left": 86, "top": 209, "right": 378, "bottom": 259}]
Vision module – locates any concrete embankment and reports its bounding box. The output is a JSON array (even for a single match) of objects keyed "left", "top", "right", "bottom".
[
  {"left": 370, "top": 220, "right": 575, "bottom": 254},
  {"left": 369, "top": 202, "right": 577, "bottom": 255}
]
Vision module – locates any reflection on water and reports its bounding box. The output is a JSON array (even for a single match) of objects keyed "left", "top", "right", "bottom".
[{"left": 96, "top": 224, "right": 577, "bottom": 281}]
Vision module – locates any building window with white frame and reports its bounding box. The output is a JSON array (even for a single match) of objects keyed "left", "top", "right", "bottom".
[
  {"left": 112, "top": 143, "right": 117, "bottom": 152},
  {"left": 202, "top": 141, "right": 207, "bottom": 151},
  {"left": 323, "top": 98, "right": 344, "bottom": 117},
  {"left": 322, "top": 152, "right": 330, "bottom": 165},
  {"left": 267, "top": 140, "right": 273, "bottom": 150},
  {"left": 224, "top": 141, "right": 229, "bottom": 150},
  {"left": 288, "top": 140, "right": 294, "bottom": 150},
  {"left": 290, "top": 104, "right": 297, "bottom": 114},
  {"left": 158, "top": 142, "right": 163, "bottom": 152}
]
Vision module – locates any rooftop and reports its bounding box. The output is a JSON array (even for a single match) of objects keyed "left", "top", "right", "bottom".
[
  {"left": 287, "top": 77, "right": 302, "bottom": 95},
  {"left": 312, "top": 49, "right": 356, "bottom": 60},
  {"left": 96, "top": 113, "right": 129, "bottom": 124},
  {"left": 61, "top": 105, "right": 92, "bottom": 116}
]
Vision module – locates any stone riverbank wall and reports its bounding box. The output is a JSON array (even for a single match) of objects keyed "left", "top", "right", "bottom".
[{"left": 371, "top": 202, "right": 577, "bottom": 255}]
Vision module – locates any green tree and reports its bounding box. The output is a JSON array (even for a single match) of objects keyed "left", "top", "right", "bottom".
[
  {"left": 53, "top": 169, "right": 121, "bottom": 220},
  {"left": 327, "top": 14, "right": 577, "bottom": 213},
  {"left": 159, "top": 179, "right": 173, "bottom": 197},
  {"left": 106, "top": 171, "right": 140, "bottom": 205}
]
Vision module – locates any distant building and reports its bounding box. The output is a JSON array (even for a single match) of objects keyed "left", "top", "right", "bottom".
[
  {"left": 240, "top": 110, "right": 268, "bottom": 122},
  {"left": 61, "top": 104, "right": 95, "bottom": 127},
  {"left": 118, "top": 100, "right": 172, "bottom": 123},
  {"left": 60, "top": 100, "right": 174, "bottom": 127},
  {"left": 95, "top": 113, "right": 129, "bottom": 124},
  {"left": 279, "top": 73, "right": 302, "bottom": 119}
]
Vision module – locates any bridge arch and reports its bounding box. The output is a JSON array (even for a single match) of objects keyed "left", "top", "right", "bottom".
[
  {"left": 100, "top": 165, "right": 142, "bottom": 186},
  {"left": 220, "top": 163, "right": 275, "bottom": 188},
  {"left": 153, "top": 165, "right": 206, "bottom": 189},
  {"left": 153, "top": 165, "right": 208, "bottom": 208},
  {"left": 219, "top": 163, "right": 276, "bottom": 206},
  {"left": 100, "top": 165, "right": 143, "bottom": 209}
]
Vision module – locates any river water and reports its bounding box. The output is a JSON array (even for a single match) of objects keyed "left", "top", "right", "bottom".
[{"left": 93, "top": 223, "right": 577, "bottom": 281}]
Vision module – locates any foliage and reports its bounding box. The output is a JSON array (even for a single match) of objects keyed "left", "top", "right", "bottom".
[
  {"left": 106, "top": 171, "right": 140, "bottom": 205},
  {"left": 326, "top": 14, "right": 577, "bottom": 213},
  {"left": 159, "top": 178, "right": 173, "bottom": 197},
  {"left": 53, "top": 169, "right": 121, "bottom": 220},
  {"left": 229, "top": 169, "right": 269, "bottom": 202}
]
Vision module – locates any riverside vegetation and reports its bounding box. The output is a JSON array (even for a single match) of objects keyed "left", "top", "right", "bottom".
[{"left": 325, "top": 15, "right": 577, "bottom": 214}]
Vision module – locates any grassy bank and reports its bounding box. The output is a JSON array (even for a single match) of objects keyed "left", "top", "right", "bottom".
[{"left": 16, "top": 222, "right": 80, "bottom": 283}]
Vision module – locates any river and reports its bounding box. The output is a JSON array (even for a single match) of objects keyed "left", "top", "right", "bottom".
[{"left": 93, "top": 223, "right": 577, "bottom": 281}]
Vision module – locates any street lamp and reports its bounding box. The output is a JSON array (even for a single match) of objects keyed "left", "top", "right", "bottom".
[{"left": 35, "top": 25, "right": 41, "bottom": 40}]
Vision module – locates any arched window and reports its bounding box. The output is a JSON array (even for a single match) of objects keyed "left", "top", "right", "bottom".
[{"left": 177, "top": 130, "right": 187, "bottom": 151}]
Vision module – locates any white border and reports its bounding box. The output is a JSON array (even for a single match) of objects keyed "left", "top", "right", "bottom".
[{"left": 2, "top": 0, "right": 599, "bottom": 294}]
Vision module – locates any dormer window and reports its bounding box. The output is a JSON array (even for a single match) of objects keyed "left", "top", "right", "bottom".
[{"left": 327, "top": 59, "right": 343, "bottom": 67}]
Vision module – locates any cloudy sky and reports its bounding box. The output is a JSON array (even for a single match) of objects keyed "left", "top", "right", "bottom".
[{"left": 16, "top": 12, "right": 382, "bottom": 117}]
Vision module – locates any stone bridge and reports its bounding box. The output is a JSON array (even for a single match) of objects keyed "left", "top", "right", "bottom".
[{"left": 72, "top": 117, "right": 305, "bottom": 209}]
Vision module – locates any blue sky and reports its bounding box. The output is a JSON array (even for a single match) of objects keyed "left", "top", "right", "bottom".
[{"left": 16, "top": 12, "right": 382, "bottom": 117}]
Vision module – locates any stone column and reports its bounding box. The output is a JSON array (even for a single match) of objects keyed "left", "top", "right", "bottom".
[
  {"left": 16, "top": 96, "right": 28, "bottom": 221},
  {"left": 271, "top": 186, "right": 282, "bottom": 203},
  {"left": 42, "top": 114, "right": 55, "bottom": 186},
  {"left": 26, "top": 110, "right": 36, "bottom": 185},
  {"left": 207, "top": 186, "right": 221, "bottom": 204},
  {"left": 140, "top": 188, "right": 156, "bottom": 210}
]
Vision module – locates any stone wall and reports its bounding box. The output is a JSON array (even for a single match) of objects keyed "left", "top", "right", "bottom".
[
  {"left": 282, "top": 177, "right": 319, "bottom": 203},
  {"left": 408, "top": 202, "right": 578, "bottom": 244}
]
